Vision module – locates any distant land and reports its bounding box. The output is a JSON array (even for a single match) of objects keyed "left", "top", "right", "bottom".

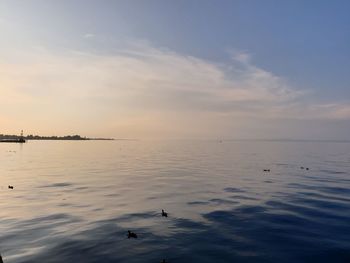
[{"left": 0, "top": 134, "right": 114, "bottom": 141}]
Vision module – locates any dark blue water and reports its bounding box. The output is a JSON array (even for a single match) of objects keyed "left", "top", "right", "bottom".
[{"left": 1, "top": 140, "right": 350, "bottom": 262}]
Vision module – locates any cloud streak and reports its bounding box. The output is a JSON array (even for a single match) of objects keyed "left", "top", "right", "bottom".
[{"left": 1, "top": 43, "right": 349, "bottom": 138}]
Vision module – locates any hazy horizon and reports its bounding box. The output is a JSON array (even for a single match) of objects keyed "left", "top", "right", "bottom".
[{"left": 1, "top": 1, "right": 350, "bottom": 140}]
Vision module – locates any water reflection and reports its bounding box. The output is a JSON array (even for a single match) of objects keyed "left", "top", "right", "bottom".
[{"left": 1, "top": 140, "right": 350, "bottom": 262}]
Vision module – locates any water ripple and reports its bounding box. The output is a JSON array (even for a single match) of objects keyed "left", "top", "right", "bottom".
[{"left": 1, "top": 140, "right": 350, "bottom": 262}]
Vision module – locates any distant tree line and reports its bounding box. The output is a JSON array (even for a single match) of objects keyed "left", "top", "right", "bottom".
[
  {"left": 0, "top": 134, "right": 113, "bottom": 140},
  {"left": 25, "top": 134, "right": 88, "bottom": 140}
]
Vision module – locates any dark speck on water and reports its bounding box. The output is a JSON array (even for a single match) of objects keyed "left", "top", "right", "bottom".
[
  {"left": 1, "top": 140, "right": 350, "bottom": 262},
  {"left": 127, "top": 230, "right": 138, "bottom": 239},
  {"left": 161, "top": 209, "right": 168, "bottom": 217}
]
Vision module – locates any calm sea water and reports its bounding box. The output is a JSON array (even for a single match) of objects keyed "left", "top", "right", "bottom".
[{"left": 1, "top": 140, "right": 350, "bottom": 263}]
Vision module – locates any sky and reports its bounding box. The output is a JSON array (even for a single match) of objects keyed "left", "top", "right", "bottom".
[{"left": 0, "top": 0, "right": 349, "bottom": 139}]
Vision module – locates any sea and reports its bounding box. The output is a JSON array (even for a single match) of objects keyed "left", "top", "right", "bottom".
[{"left": 1, "top": 140, "right": 350, "bottom": 263}]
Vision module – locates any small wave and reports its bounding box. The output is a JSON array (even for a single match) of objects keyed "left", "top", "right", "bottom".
[
  {"left": 209, "top": 198, "right": 239, "bottom": 205},
  {"left": 39, "top": 182, "right": 73, "bottom": 188},
  {"left": 223, "top": 187, "right": 246, "bottom": 193},
  {"left": 187, "top": 201, "right": 210, "bottom": 206},
  {"left": 229, "top": 195, "right": 258, "bottom": 201},
  {"left": 319, "top": 169, "right": 346, "bottom": 175}
]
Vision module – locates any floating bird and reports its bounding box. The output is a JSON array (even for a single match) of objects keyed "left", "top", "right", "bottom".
[
  {"left": 127, "top": 230, "right": 137, "bottom": 239},
  {"left": 263, "top": 169, "right": 270, "bottom": 172},
  {"left": 306, "top": 167, "right": 309, "bottom": 170},
  {"left": 162, "top": 209, "right": 168, "bottom": 217},
  {"left": 300, "top": 166, "right": 305, "bottom": 169},
  {"left": 8, "top": 185, "right": 13, "bottom": 189}
]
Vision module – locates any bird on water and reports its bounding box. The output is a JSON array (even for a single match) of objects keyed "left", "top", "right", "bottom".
[
  {"left": 127, "top": 230, "right": 137, "bottom": 238},
  {"left": 8, "top": 185, "right": 13, "bottom": 189},
  {"left": 162, "top": 209, "right": 168, "bottom": 217}
]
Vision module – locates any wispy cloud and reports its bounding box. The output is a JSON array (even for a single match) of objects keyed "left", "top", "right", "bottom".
[
  {"left": 1, "top": 43, "right": 349, "bottom": 137},
  {"left": 83, "top": 33, "right": 95, "bottom": 38}
]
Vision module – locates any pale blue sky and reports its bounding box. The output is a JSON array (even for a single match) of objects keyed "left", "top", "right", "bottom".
[{"left": 0, "top": 1, "right": 349, "bottom": 139}]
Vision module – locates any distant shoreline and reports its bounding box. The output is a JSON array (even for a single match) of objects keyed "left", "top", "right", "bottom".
[{"left": 0, "top": 134, "right": 114, "bottom": 141}]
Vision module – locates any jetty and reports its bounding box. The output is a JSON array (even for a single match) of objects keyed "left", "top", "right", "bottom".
[
  {"left": 0, "top": 130, "right": 26, "bottom": 143},
  {"left": 0, "top": 138, "right": 26, "bottom": 143}
]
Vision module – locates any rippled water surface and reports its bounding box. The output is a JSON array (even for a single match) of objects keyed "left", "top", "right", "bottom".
[{"left": 1, "top": 140, "right": 350, "bottom": 262}]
